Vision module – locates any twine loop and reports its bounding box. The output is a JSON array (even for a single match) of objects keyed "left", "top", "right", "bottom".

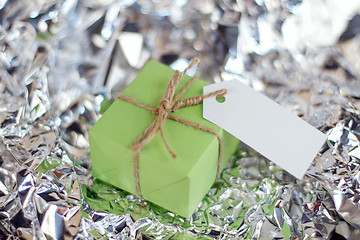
[{"left": 117, "top": 58, "right": 226, "bottom": 197}]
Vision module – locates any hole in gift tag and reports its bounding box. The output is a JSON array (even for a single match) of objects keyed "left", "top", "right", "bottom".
[{"left": 216, "top": 96, "right": 226, "bottom": 103}]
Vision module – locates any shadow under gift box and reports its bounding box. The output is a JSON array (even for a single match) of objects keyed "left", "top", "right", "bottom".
[{"left": 89, "top": 60, "right": 240, "bottom": 218}]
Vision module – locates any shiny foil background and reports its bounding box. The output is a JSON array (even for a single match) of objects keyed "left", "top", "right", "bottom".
[{"left": 0, "top": 0, "right": 360, "bottom": 239}]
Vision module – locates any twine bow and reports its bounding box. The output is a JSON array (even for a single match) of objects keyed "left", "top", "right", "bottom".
[{"left": 117, "top": 58, "right": 227, "bottom": 197}]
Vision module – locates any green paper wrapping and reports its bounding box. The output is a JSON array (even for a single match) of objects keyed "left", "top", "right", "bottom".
[{"left": 89, "top": 60, "right": 239, "bottom": 217}]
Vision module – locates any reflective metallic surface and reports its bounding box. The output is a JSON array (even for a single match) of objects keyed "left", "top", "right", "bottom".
[{"left": 0, "top": 0, "right": 360, "bottom": 239}]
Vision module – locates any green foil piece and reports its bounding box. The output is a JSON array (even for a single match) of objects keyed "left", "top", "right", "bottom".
[{"left": 89, "top": 60, "right": 239, "bottom": 218}]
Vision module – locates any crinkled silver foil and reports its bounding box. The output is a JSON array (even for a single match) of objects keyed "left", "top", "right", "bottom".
[{"left": 1, "top": 0, "right": 360, "bottom": 239}]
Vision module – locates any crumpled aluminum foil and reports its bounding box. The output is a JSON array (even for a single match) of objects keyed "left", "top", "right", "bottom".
[{"left": 1, "top": 0, "right": 360, "bottom": 239}]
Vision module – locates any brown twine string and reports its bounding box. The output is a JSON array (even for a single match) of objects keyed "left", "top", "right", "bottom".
[{"left": 117, "top": 58, "right": 227, "bottom": 197}]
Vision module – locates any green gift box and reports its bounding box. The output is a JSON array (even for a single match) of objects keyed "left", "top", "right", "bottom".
[{"left": 89, "top": 60, "right": 239, "bottom": 218}]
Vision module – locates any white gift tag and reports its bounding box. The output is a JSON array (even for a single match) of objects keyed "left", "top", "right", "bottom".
[{"left": 203, "top": 80, "right": 327, "bottom": 179}]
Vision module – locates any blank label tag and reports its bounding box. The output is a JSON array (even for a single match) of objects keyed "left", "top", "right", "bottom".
[{"left": 203, "top": 80, "right": 327, "bottom": 179}]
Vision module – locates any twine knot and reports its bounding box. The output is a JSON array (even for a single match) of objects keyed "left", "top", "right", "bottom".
[
  {"left": 159, "top": 99, "right": 172, "bottom": 112},
  {"left": 117, "top": 58, "right": 227, "bottom": 198}
]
